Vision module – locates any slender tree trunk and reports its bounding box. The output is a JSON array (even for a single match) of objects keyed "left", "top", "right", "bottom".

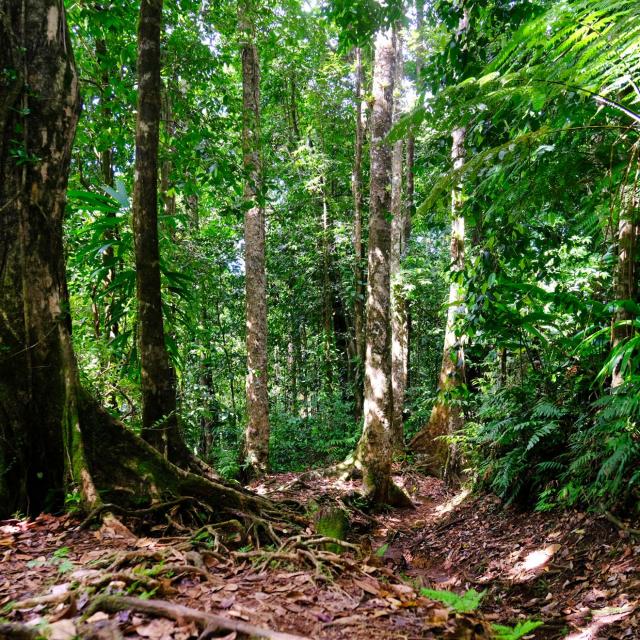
[
  {"left": 240, "top": 0, "right": 269, "bottom": 477},
  {"left": 611, "top": 165, "right": 639, "bottom": 388},
  {"left": 96, "top": 35, "right": 119, "bottom": 412},
  {"left": 321, "top": 183, "right": 333, "bottom": 386},
  {"left": 352, "top": 47, "right": 366, "bottom": 424},
  {"left": 133, "top": 0, "right": 183, "bottom": 460},
  {"left": 409, "top": 126, "right": 467, "bottom": 479},
  {"left": 160, "top": 82, "right": 176, "bottom": 232},
  {"left": 353, "top": 30, "right": 411, "bottom": 508},
  {"left": 390, "top": 29, "right": 407, "bottom": 452}
]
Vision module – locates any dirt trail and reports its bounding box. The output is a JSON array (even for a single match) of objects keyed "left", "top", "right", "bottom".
[{"left": 1, "top": 472, "right": 638, "bottom": 639}]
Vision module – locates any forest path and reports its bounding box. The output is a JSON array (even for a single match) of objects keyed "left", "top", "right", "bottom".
[
  {"left": 257, "top": 471, "right": 639, "bottom": 639},
  {"left": 372, "top": 473, "right": 639, "bottom": 639},
  {"left": 1, "top": 471, "right": 638, "bottom": 639}
]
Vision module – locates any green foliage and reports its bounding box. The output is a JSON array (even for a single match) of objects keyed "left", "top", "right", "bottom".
[
  {"left": 492, "top": 620, "right": 543, "bottom": 640},
  {"left": 58, "top": 0, "right": 640, "bottom": 517},
  {"left": 421, "top": 587, "right": 542, "bottom": 638},
  {"left": 420, "top": 587, "right": 486, "bottom": 613}
]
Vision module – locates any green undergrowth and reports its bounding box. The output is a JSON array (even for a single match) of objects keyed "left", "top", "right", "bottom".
[{"left": 422, "top": 587, "right": 542, "bottom": 639}]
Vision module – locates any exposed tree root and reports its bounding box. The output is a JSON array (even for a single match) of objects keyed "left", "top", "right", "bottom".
[
  {"left": 73, "top": 397, "right": 303, "bottom": 543},
  {"left": 85, "top": 595, "right": 310, "bottom": 640},
  {"left": 79, "top": 497, "right": 203, "bottom": 529}
]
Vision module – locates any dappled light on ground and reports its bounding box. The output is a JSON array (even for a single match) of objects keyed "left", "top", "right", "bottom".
[
  {"left": 433, "top": 488, "right": 470, "bottom": 519},
  {"left": 562, "top": 605, "right": 633, "bottom": 640}
]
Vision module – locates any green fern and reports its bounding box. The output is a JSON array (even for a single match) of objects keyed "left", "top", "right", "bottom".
[{"left": 420, "top": 588, "right": 486, "bottom": 613}]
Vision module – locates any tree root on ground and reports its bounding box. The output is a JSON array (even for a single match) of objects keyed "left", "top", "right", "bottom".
[
  {"left": 72, "top": 397, "right": 304, "bottom": 545},
  {"left": 231, "top": 533, "right": 364, "bottom": 576},
  {"left": 84, "top": 594, "right": 310, "bottom": 640}
]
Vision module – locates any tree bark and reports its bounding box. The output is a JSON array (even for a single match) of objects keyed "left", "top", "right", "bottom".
[
  {"left": 352, "top": 47, "right": 366, "bottom": 424},
  {"left": 133, "top": 0, "right": 183, "bottom": 460},
  {"left": 409, "top": 126, "right": 467, "bottom": 480},
  {"left": 321, "top": 183, "right": 333, "bottom": 386},
  {"left": 353, "top": 30, "right": 411, "bottom": 508},
  {"left": 240, "top": 0, "right": 269, "bottom": 477},
  {"left": 390, "top": 29, "right": 407, "bottom": 452},
  {"left": 0, "top": 0, "right": 89, "bottom": 515},
  {"left": 611, "top": 169, "right": 639, "bottom": 388}
]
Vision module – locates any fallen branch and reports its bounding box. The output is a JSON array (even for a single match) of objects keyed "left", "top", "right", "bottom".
[
  {"left": 5, "top": 590, "right": 71, "bottom": 611},
  {"left": 85, "top": 594, "right": 310, "bottom": 640}
]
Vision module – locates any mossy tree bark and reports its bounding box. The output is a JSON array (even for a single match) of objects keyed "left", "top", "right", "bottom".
[
  {"left": 0, "top": 0, "right": 96, "bottom": 515},
  {"left": 0, "top": 0, "right": 281, "bottom": 526},
  {"left": 240, "top": 0, "right": 270, "bottom": 477}
]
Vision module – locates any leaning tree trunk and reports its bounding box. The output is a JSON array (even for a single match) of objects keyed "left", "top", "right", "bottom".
[
  {"left": 352, "top": 46, "right": 366, "bottom": 424},
  {"left": 351, "top": 29, "right": 411, "bottom": 508},
  {"left": 409, "top": 126, "right": 467, "bottom": 479},
  {"left": 390, "top": 29, "right": 408, "bottom": 452},
  {"left": 132, "top": 0, "right": 184, "bottom": 460},
  {"left": 240, "top": 0, "right": 270, "bottom": 477}
]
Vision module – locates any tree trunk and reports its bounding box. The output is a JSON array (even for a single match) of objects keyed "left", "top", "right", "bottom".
[
  {"left": 133, "top": 0, "right": 183, "bottom": 460},
  {"left": 321, "top": 183, "right": 333, "bottom": 387},
  {"left": 611, "top": 174, "right": 639, "bottom": 388},
  {"left": 390, "top": 29, "right": 407, "bottom": 452},
  {"left": 352, "top": 30, "right": 411, "bottom": 508},
  {"left": 352, "top": 47, "right": 366, "bottom": 424},
  {"left": 240, "top": 0, "right": 269, "bottom": 477},
  {"left": 160, "top": 82, "right": 177, "bottom": 233},
  {"left": 0, "top": 0, "right": 90, "bottom": 515},
  {"left": 409, "top": 126, "right": 467, "bottom": 480}
]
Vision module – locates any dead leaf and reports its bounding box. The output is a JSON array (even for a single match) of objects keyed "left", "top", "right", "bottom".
[
  {"left": 48, "top": 619, "right": 77, "bottom": 640},
  {"left": 136, "top": 618, "right": 175, "bottom": 639}
]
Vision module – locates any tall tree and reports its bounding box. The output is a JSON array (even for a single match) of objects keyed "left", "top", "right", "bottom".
[
  {"left": 355, "top": 29, "right": 411, "bottom": 507},
  {"left": 611, "top": 161, "right": 639, "bottom": 388},
  {"left": 352, "top": 46, "right": 366, "bottom": 423},
  {"left": 240, "top": 0, "right": 269, "bottom": 477},
  {"left": 133, "top": 0, "right": 182, "bottom": 459},
  {"left": 0, "top": 0, "right": 88, "bottom": 514},
  {"left": 0, "top": 0, "right": 281, "bottom": 522},
  {"left": 409, "top": 8, "right": 469, "bottom": 481},
  {"left": 390, "top": 29, "right": 407, "bottom": 451}
]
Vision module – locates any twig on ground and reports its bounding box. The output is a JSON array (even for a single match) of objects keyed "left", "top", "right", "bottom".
[
  {"left": 85, "top": 594, "right": 310, "bottom": 640},
  {"left": 604, "top": 511, "right": 640, "bottom": 536}
]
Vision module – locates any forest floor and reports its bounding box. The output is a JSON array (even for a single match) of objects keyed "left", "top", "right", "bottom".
[{"left": 1, "top": 471, "right": 638, "bottom": 639}]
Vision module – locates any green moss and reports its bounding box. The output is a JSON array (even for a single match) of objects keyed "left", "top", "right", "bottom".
[{"left": 314, "top": 505, "right": 349, "bottom": 553}]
